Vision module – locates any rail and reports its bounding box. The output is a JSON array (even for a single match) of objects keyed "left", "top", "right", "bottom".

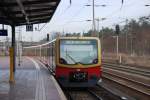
[
  {"left": 103, "top": 62, "right": 150, "bottom": 77},
  {"left": 102, "top": 62, "right": 150, "bottom": 99},
  {"left": 63, "top": 86, "right": 122, "bottom": 100}
]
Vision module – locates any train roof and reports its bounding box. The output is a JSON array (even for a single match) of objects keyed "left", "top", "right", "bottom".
[{"left": 24, "top": 37, "right": 100, "bottom": 49}]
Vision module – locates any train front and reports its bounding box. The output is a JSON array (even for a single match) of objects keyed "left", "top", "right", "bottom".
[{"left": 55, "top": 37, "right": 102, "bottom": 87}]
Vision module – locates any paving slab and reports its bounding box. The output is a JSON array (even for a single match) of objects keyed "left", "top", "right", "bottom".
[{"left": 0, "top": 57, "right": 66, "bottom": 100}]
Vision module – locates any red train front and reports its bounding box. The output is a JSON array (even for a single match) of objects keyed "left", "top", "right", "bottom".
[
  {"left": 23, "top": 37, "right": 102, "bottom": 87},
  {"left": 55, "top": 37, "right": 102, "bottom": 87}
]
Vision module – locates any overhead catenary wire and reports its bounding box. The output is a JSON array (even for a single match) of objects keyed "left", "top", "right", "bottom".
[
  {"left": 61, "top": 0, "right": 91, "bottom": 23},
  {"left": 48, "top": 0, "right": 89, "bottom": 28},
  {"left": 38, "top": 0, "right": 145, "bottom": 35},
  {"left": 120, "top": 0, "right": 124, "bottom": 10},
  {"left": 32, "top": 0, "right": 73, "bottom": 32},
  {"left": 57, "top": 1, "right": 120, "bottom": 27},
  {"left": 46, "top": 8, "right": 125, "bottom": 30},
  {"left": 59, "top": 0, "right": 72, "bottom": 17},
  {"left": 60, "top": 0, "right": 127, "bottom": 28}
]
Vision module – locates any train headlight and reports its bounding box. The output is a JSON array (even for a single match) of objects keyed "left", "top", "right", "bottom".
[
  {"left": 76, "top": 69, "right": 81, "bottom": 71},
  {"left": 93, "top": 58, "right": 98, "bottom": 64}
]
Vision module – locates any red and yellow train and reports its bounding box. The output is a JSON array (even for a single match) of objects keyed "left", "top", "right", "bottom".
[{"left": 24, "top": 37, "right": 102, "bottom": 87}]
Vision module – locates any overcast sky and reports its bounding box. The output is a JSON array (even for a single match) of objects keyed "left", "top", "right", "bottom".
[{"left": 0, "top": 0, "right": 150, "bottom": 41}]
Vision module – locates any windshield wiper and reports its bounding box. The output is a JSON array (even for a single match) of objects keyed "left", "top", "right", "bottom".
[{"left": 66, "top": 50, "right": 78, "bottom": 64}]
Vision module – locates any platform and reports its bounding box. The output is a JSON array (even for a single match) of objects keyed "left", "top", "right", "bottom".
[{"left": 0, "top": 56, "right": 66, "bottom": 100}]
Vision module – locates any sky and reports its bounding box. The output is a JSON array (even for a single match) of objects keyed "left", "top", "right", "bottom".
[{"left": 0, "top": 0, "right": 150, "bottom": 42}]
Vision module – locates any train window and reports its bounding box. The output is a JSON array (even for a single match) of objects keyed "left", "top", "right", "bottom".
[{"left": 59, "top": 39, "right": 98, "bottom": 65}]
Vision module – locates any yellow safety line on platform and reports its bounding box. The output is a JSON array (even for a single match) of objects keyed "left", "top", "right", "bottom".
[
  {"left": 37, "top": 59, "right": 67, "bottom": 100},
  {"left": 26, "top": 57, "right": 46, "bottom": 100}
]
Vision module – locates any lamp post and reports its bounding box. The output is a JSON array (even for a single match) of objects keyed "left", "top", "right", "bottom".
[
  {"left": 95, "top": 18, "right": 99, "bottom": 38},
  {"left": 95, "top": 18, "right": 106, "bottom": 38},
  {"left": 115, "top": 25, "right": 120, "bottom": 62},
  {"left": 92, "top": 0, "right": 96, "bottom": 36},
  {"left": 86, "top": 18, "right": 106, "bottom": 37},
  {"left": 85, "top": 2, "right": 106, "bottom": 36}
]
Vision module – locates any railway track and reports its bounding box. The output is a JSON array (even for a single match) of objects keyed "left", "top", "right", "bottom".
[
  {"left": 102, "top": 60, "right": 150, "bottom": 70},
  {"left": 102, "top": 62, "right": 150, "bottom": 100},
  {"left": 39, "top": 59, "right": 122, "bottom": 100},
  {"left": 63, "top": 85, "right": 122, "bottom": 100},
  {"left": 103, "top": 71, "right": 150, "bottom": 95},
  {"left": 103, "top": 62, "right": 150, "bottom": 77},
  {"left": 102, "top": 60, "right": 146, "bottom": 68},
  {"left": 64, "top": 88, "right": 101, "bottom": 100}
]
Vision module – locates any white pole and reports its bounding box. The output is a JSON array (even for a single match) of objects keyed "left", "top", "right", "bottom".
[
  {"left": 125, "top": 19, "right": 128, "bottom": 53},
  {"left": 92, "top": 0, "right": 96, "bottom": 36},
  {"left": 34, "top": 48, "right": 36, "bottom": 57},
  {"left": 18, "top": 26, "right": 22, "bottom": 66},
  {"left": 97, "top": 19, "right": 100, "bottom": 38},
  {"left": 131, "top": 36, "right": 132, "bottom": 56},
  {"left": 117, "top": 36, "right": 119, "bottom": 60},
  {"left": 40, "top": 46, "right": 41, "bottom": 58}
]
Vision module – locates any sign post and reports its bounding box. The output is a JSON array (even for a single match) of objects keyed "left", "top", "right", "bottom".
[{"left": 115, "top": 25, "right": 120, "bottom": 63}]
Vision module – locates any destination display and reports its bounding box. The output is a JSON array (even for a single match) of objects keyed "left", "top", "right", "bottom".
[{"left": 61, "top": 40, "right": 96, "bottom": 45}]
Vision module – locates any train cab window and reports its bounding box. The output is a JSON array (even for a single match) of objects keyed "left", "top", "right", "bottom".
[{"left": 59, "top": 39, "right": 98, "bottom": 65}]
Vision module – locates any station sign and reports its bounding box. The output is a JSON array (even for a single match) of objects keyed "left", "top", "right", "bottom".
[
  {"left": 0, "top": 30, "right": 8, "bottom": 36},
  {"left": 26, "top": 24, "right": 33, "bottom": 31}
]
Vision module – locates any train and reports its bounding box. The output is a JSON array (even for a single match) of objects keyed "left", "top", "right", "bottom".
[{"left": 23, "top": 37, "right": 102, "bottom": 87}]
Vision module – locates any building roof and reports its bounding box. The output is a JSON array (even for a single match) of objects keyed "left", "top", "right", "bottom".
[{"left": 0, "top": 0, "right": 60, "bottom": 26}]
